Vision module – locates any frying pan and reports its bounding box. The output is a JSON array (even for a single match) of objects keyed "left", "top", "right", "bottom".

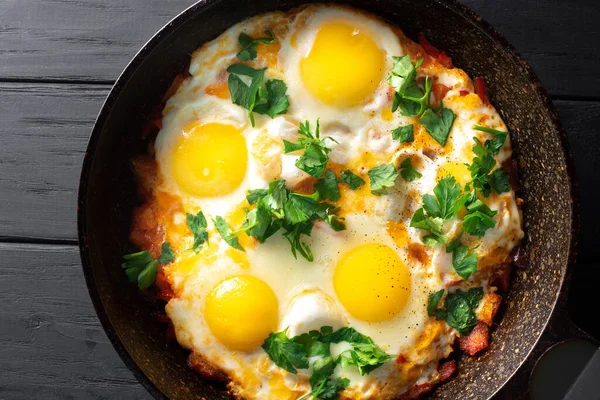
[{"left": 77, "top": 0, "right": 597, "bottom": 398}]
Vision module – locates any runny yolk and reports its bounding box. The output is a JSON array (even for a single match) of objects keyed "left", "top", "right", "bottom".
[
  {"left": 334, "top": 243, "right": 411, "bottom": 322},
  {"left": 205, "top": 276, "right": 278, "bottom": 351},
  {"left": 171, "top": 122, "right": 247, "bottom": 197},
  {"left": 300, "top": 22, "right": 384, "bottom": 107}
]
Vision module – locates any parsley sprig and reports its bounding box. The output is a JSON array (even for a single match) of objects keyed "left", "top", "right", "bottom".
[
  {"left": 388, "top": 55, "right": 455, "bottom": 146},
  {"left": 368, "top": 163, "right": 399, "bottom": 195},
  {"left": 122, "top": 242, "right": 175, "bottom": 290},
  {"left": 427, "top": 288, "right": 484, "bottom": 336},
  {"left": 227, "top": 64, "right": 289, "bottom": 126},
  {"left": 243, "top": 180, "right": 345, "bottom": 261},
  {"left": 236, "top": 30, "right": 276, "bottom": 61},
  {"left": 446, "top": 235, "right": 478, "bottom": 279},
  {"left": 410, "top": 176, "right": 463, "bottom": 246},
  {"left": 399, "top": 158, "right": 422, "bottom": 182},
  {"left": 263, "top": 326, "right": 392, "bottom": 400},
  {"left": 186, "top": 211, "right": 209, "bottom": 252},
  {"left": 283, "top": 120, "right": 338, "bottom": 178}
]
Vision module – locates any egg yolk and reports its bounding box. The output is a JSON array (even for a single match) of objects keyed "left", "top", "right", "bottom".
[
  {"left": 300, "top": 22, "right": 384, "bottom": 107},
  {"left": 334, "top": 243, "right": 411, "bottom": 322},
  {"left": 205, "top": 276, "right": 278, "bottom": 351},
  {"left": 171, "top": 122, "right": 247, "bottom": 197},
  {"left": 437, "top": 161, "right": 471, "bottom": 188}
]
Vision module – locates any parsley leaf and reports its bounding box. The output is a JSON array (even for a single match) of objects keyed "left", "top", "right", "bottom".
[
  {"left": 339, "top": 170, "right": 365, "bottom": 190},
  {"left": 435, "top": 288, "right": 484, "bottom": 336},
  {"left": 392, "top": 124, "right": 414, "bottom": 143},
  {"left": 283, "top": 120, "right": 335, "bottom": 178},
  {"left": 236, "top": 30, "right": 276, "bottom": 61},
  {"left": 409, "top": 208, "right": 447, "bottom": 246},
  {"left": 423, "top": 176, "right": 462, "bottom": 220},
  {"left": 158, "top": 242, "right": 175, "bottom": 265},
  {"left": 488, "top": 168, "right": 511, "bottom": 194},
  {"left": 227, "top": 63, "right": 289, "bottom": 126},
  {"left": 463, "top": 210, "right": 497, "bottom": 238},
  {"left": 368, "top": 164, "right": 399, "bottom": 195},
  {"left": 315, "top": 169, "right": 341, "bottom": 202},
  {"left": 388, "top": 56, "right": 432, "bottom": 117},
  {"left": 472, "top": 125, "right": 508, "bottom": 155},
  {"left": 466, "top": 135, "right": 509, "bottom": 197},
  {"left": 186, "top": 211, "right": 208, "bottom": 252},
  {"left": 427, "top": 289, "right": 445, "bottom": 317},
  {"left": 446, "top": 236, "right": 478, "bottom": 279},
  {"left": 246, "top": 188, "right": 268, "bottom": 204},
  {"left": 213, "top": 216, "right": 246, "bottom": 251},
  {"left": 282, "top": 221, "right": 314, "bottom": 261},
  {"left": 262, "top": 328, "right": 309, "bottom": 373},
  {"left": 400, "top": 158, "right": 422, "bottom": 182},
  {"left": 122, "top": 251, "right": 158, "bottom": 290},
  {"left": 419, "top": 107, "right": 456, "bottom": 146}
]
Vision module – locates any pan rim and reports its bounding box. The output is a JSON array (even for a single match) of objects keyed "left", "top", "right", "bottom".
[{"left": 76, "top": 1, "right": 579, "bottom": 399}]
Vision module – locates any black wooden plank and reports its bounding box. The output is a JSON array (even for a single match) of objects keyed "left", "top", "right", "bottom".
[
  {"left": 0, "top": 242, "right": 149, "bottom": 399},
  {"left": 0, "top": 83, "right": 108, "bottom": 241},
  {"left": 1, "top": 0, "right": 599, "bottom": 98}
]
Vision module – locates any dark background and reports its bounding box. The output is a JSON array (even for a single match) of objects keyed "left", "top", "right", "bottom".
[{"left": 0, "top": 0, "right": 599, "bottom": 398}]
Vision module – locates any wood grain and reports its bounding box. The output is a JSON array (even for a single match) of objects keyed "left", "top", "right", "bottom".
[
  {"left": 2, "top": 81, "right": 598, "bottom": 263},
  {"left": 0, "top": 242, "right": 149, "bottom": 399},
  {"left": 1, "top": 0, "right": 599, "bottom": 98},
  {"left": 0, "top": 83, "right": 108, "bottom": 241}
]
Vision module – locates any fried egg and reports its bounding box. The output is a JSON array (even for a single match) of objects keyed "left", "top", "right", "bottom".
[{"left": 133, "top": 4, "right": 524, "bottom": 399}]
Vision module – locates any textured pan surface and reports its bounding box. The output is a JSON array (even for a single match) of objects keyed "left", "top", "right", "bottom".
[{"left": 78, "top": 0, "right": 577, "bottom": 399}]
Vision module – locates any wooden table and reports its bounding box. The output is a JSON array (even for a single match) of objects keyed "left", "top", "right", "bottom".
[{"left": 1, "top": 0, "right": 599, "bottom": 398}]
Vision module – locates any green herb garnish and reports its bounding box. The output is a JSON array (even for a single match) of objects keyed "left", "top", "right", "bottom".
[
  {"left": 186, "top": 211, "right": 209, "bottom": 252},
  {"left": 315, "top": 169, "right": 341, "bottom": 202},
  {"left": 399, "top": 158, "right": 422, "bottom": 182},
  {"left": 227, "top": 63, "right": 289, "bottom": 126},
  {"left": 392, "top": 124, "right": 414, "bottom": 143},
  {"left": 339, "top": 170, "right": 365, "bottom": 190},
  {"left": 419, "top": 107, "right": 456, "bottom": 146},
  {"left": 446, "top": 235, "right": 478, "bottom": 279},
  {"left": 433, "top": 288, "right": 484, "bottom": 336},
  {"left": 236, "top": 30, "right": 276, "bottom": 61},
  {"left": 263, "top": 326, "right": 391, "bottom": 400},
  {"left": 122, "top": 241, "right": 174, "bottom": 290},
  {"left": 368, "top": 164, "right": 399, "bottom": 195},
  {"left": 283, "top": 120, "right": 337, "bottom": 178}
]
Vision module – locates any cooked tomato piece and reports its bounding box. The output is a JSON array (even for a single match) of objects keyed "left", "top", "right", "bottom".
[
  {"left": 459, "top": 322, "right": 490, "bottom": 356},
  {"left": 432, "top": 83, "right": 451, "bottom": 106},
  {"left": 188, "top": 351, "right": 229, "bottom": 382},
  {"left": 399, "top": 383, "right": 434, "bottom": 400},
  {"left": 437, "top": 360, "right": 457, "bottom": 382},
  {"left": 474, "top": 77, "right": 489, "bottom": 104}
]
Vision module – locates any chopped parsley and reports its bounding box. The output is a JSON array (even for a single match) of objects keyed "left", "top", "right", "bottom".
[
  {"left": 410, "top": 176, "right": 462, "bottom": 246},
  {"left": 339, "top": 170, "right": 365, "bottom": 190},
  {"left": 213, "top": 216, "right": 253, "bottom": 252},
  {"left": 391, "top": 124, "right": 414, "bottom": 143},
  {"left": 446, "top": 235, "right": 478, "bottom": 279},
  {"left": 122, "top": 241, "right": 175, "bottom": 290},
  {"left": 467, "top": 132, "right": 510, "bottom": 197},
  {"left": 388, "top": 55, "right": 455, "bottom": 145},
  {"left": 368, "top": 164, "right": 399, "bottom": 195},
  {"left": 462, "top": 199, "right": 498, "bottom": 238},
  {"left": 419, "top": 107, "right": 456, "bottom": 146},
  {"left": 315, "top": 169, "right": 341, "bottom": 202},
  {"left": 388, "top": 55, "right": 432, "bottom": 117},
  {"left": 427, "top": 289, "right": 445, "bottom": 317},
  {"left": 227, "top": 63, "right": 289, "bottom": 126},
  {"left": 432, "top": 288, "right": 484, "bottom": 336},
  {"left": 241, "top": 180, "right": 344, "bottom": 261},
  {"left": 236, "top": 30, "right": 276, "bottom": 61},
  {"left": 263, "top": 326, "right": 392, "bottom": 400},
  {"left": 186, "top": 211, "right": 209, "bottom": 252},
  {"left": 157, "top": 242, "right": 176, "bottom": 265},
  {"left": 399, "top": 158, "right": 422, "bottom": 182},
  {"left": 283, "top": 120, "right": 337, "bottom": 178}
]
